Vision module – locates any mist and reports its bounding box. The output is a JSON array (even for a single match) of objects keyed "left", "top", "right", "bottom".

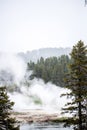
[
  {"left": 0, "top": 53, "right": 26, "bottom": 86},
  {"left": 0, "top": 53, "right": 69, "bottom": 114},
  {"left": 9, "top": 79, "right": 69, "bottom": 114}
]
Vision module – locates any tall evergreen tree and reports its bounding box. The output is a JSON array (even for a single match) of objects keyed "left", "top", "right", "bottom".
[
  {"left": 0, "top": 86, "right": 19, "bottom": 130},
  {"left": 62, "top": 40, "right": 87, "bottom": 130}
]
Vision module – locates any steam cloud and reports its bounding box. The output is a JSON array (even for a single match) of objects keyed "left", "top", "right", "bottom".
[
  {"left": 0, "top": 53, "right": 69, "bottom": 114},
  {"left": 9, "top": 79, "right": 69, "bottom": 114},
  {"left": 0, "top": 53, "right": 26, "bottom": 85}
]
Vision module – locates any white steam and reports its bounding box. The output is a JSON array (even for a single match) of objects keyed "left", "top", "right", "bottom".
[
  {"left": 0, "top": 53, "right": 26, "bottom": 85},
  {"left": 9, "top": 79, "right": 69, "bottom": 114},
  {"left": 0, "top": 53, "right": 70, "bottom": 114}
]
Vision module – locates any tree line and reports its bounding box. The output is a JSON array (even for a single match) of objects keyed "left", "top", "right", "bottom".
[{"left": 27, "top": 55, "right": 71, "bottom": 87}]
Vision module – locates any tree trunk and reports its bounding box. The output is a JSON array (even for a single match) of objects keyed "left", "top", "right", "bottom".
[
  {"left": 85, "top": 99, "right": 87, "bottom": 129},
  {"left": 78, "top": 101, "right": 82, "bottom": 130}
]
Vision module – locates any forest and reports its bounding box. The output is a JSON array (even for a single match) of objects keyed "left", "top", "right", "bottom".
[{"left": 27, "top": 55, "right": 71, "bottom": 87}]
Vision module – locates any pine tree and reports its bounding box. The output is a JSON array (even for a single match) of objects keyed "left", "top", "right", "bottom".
[
  {"left": 0, "top": 86, "right": 19, "bottom": 130},
  {"left": 62, "top": 40, "right": 87, "bottom": 130}
]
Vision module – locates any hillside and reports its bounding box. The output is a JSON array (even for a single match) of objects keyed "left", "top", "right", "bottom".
[{"left": 18, "top": 47, "right": 71, "bottom": 62}]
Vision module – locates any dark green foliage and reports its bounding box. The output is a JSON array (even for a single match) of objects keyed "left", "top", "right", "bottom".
[
  {"left": 27, "top": 55, "right": 70, "bottom": 87},
  {"left": 0, "top": 86, "right": 19, "bottom": 130},
  {"left": 62, "top": 40, "right": 87, "bottom": 130}
]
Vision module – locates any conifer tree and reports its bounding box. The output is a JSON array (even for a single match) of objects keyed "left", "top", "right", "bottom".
[
  {"left": 62, "top": 40, "right": 87, "bottom": 130},
  {"left": 0, "top": 86, "right": 19, "bottom": 130}
]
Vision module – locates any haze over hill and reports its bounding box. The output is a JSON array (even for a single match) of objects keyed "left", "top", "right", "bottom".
[
  {"left": 18, "top": 47, "right": 71, "bottom": 62},
  {"left": 0, "top": 47, "right": 71, "bottom": 86}
]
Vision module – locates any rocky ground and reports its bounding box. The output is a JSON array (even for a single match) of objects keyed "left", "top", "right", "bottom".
[{"left": 11, "top": 109, "right": 60, "bottom": 123}]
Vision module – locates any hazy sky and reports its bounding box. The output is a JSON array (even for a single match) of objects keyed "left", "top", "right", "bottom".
[{"left": 0, "top": 0, "right": 87, "bottom": 53}]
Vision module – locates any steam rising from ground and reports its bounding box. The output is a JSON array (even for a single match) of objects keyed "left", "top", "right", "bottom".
[
  {"left": 0, "top": 53, "right": 26, "bottom": 85},
  {"left": 9, "top": 79, "right": 69, "bottom": 114},
  {"left": 0, "top": 53, "right": 69, "bottom": 114}
]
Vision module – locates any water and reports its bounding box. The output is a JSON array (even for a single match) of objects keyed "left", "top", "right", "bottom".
[{"left": 20, "top": 123, "right": 72, "bottom": 130}]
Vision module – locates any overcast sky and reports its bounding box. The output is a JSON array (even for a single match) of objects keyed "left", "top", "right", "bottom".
[{"left": 0, "top": 0, "right": 87, "bottom": 53}]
